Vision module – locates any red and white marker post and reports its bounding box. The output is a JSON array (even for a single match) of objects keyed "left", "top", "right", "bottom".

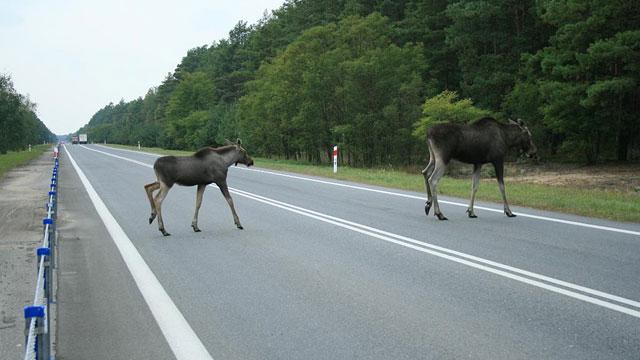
[{"left": 333, "top": 145, "right": 338, "bottom": 173}]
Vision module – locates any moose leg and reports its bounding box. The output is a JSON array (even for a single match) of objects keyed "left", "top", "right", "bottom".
[
  {"left": 493, "top": 161, "right": 516, "bottom": 217},
  {"left": 218, "top": 182, "right": 243, "bottom": 229},
  {"left": 154, "top": 182, "right": 172, "bottom": 236},
  {"left": 422, "top": 150, "right": 436, "bottom": 216},
  {"left": 466, "top": 164, "right": 482, "bottom": 218},
  {"left": 144, "top": 181, "right": 160, "bottom": 224},
  {"left": 428, "top": 158, "right": 448, "bottom": 220},
  {"left": 191, "top": 184, "right": 206, "bottom": 232}
]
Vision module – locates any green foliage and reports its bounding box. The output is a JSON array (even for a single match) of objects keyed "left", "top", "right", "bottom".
[
  {"left": 77, "top": 0, "right": 640, "bottom": 165},
  {"left": 238, "top": 13, "right": 425, "bottom": 166},
  {"left": 412, "top": 90, "right": 491, "bottom": 138},
  {"left": 521, "top": 1, "right": 640, "bottom": 162},
  {"left": 163, "top": 71, "right": 217, "bottom": 149},
  {"left": 165, "top": 110, "right": 211, "bottom": 149},
  {"left": 0, "top": 74, "right": 55, "bottom": 153},
  {"left": 445, "top": 0, "right": 551, "bottom": 110}
]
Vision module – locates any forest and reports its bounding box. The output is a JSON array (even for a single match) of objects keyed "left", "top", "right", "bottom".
[
  {"left": 0, "top": 74, "right": 56, "bottom": 154},
  {"left": 78, "top": 0, "right": 640, "bottom": 165}
]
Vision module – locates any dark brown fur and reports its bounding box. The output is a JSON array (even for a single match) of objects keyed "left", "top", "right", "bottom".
[
  {"left": 144, "top": 141, "right": 254, "bottom": 236},
  {"left": 422, "top": 117, "right": 537, "bottom": 220}
]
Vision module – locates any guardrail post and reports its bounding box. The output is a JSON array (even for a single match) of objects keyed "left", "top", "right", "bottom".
[
  {"left": 36, "top": 246, "right": 51, "bottom": 306},
  {"left": 36, "top": 246, "right": 51, "bottom": 360},
  {"left": 49, "top": 222, "right": 55, "bottom": 270},
  {"left": 43, "top": 215, "right": 54, "bottom": 263},
  {"left": 24, "top": 305, "right": 48, "bottom": 360},
  {"left": 47, "top": 185, "right": 56, "bottom": 270},
  {"left": 50, "top": 178, "right": 58, "bottom": 223}
]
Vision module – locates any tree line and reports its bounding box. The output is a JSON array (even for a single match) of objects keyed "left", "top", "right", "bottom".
[
  {"left": 0, "top": 74, "right": 56, "bottom": 154},
  {"left": 78, "top": 0, "right": 640, "bottom": 165}
]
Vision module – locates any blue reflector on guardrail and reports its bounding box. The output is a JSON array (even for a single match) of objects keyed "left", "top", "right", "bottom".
[
  {"left": 48, "top": 191, "right": 56, "bottom": 196},
  {"left": 43, "top": 218, "right": 53, "bottom": 225},
  {"left": 24, "top": 306, "right": 45, "bottom": 319},
  {"left": 37, "top": 247, "right": 50, "bottom": 257}
]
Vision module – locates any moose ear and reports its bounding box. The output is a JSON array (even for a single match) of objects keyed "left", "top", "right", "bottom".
[
  {"left": 508, "top": 118, "right": 518, "bottom": 125},
  {"left": 516, "top": 118, "right": 524, "bottom": 125},
  {"left": 236, "top": 138, "right": 242, "bottom": 145}
]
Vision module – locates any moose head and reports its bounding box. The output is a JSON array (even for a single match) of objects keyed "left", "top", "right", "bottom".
[
  {"left": 225, "top": 138, "right": 254, "bottom": 167},
  {"left": 508, "top": 118, "right": 538, "bottom": 161}
]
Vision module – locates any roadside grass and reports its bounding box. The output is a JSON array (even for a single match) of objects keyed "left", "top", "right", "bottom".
[
  {"left": 0, "top": 145, "right": 52, "bottom": 180},
  {"left": 104, "top": 144, "right": 640, "bottom": 223}
]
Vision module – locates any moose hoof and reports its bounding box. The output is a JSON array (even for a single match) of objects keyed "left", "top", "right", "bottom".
[
  {"left": 435, "top": 213, "right": 448, "bottom": 221},
  {"left": 424, "top": 201, "right": 432, "bottom": 216},
  {"left": 466, "top": 209, "right": 477, "bottom": 218},
  {"left": 148, "top": 214, "right": 156, "bottom": 224},
  {"left": 192, "top": 225, "right": 201, "bottom": 233},
  {"left": 160, "top": 229, "right": 171, "bottom": 236},
  {"left": 505, "top": 212, "right": 517, "bottom": 218},
  {"left": 236, "top": 225, "right": 244, "bottom": 230}
]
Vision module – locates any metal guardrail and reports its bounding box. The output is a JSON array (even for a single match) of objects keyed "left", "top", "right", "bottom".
[{"left": 23, "top": 147, "right": 59, "bottom": 360}]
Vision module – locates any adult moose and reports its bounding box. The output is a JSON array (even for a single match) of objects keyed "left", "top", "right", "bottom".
[
  {"left": 422, "top": 117, "right": 537, "bottom": 220},
  {"left": 144, "top": 139, "right": 254, "bottom": 236}
]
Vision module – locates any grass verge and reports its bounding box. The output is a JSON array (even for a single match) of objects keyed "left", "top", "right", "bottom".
[
  {"left": 104, "top": 144, "right": 640, "bottom": 223},
  {"left": 0, "top": 145, "right": 53, "bottom": 180}
]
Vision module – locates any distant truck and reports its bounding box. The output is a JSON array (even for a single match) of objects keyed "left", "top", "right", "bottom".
[{"left": 79, "top": 134, "right": 88, "bottom": 144}]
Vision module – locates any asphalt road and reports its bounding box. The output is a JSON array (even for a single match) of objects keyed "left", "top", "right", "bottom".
[{"left": 56, "top": 144, "right": 640, "bottom": 360}]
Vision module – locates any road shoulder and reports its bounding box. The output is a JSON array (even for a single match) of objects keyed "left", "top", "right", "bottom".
[
  {"left": 55, "top": 148, "right": 174, "bottom": 359},
  {"left": 0, "top": 153, "right": 54, "bottom": 359}
]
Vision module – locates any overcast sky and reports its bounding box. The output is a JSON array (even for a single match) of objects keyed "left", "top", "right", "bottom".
[{"left": 0, "top": 0, "right": 285, "bottom": 134}]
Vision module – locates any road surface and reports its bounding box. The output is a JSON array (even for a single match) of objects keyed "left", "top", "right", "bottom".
[{"left": 55, "top": 144, "right": 640, "bottom": 359}]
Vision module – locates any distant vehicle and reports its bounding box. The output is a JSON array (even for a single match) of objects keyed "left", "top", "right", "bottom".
[
  {"left": 71, "top": 136, "right": 79, "bottom": 144},
  {"left": 79, "top": 134, "right": 88, "bottom": 144}
]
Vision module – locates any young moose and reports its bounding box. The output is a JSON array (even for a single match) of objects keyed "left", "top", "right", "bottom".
[
  {"left": 144, "top": 140, "right": 254, "bottom": 236},
  {"left": 423, "top": 117, "right": 537, "bottom": 220}
]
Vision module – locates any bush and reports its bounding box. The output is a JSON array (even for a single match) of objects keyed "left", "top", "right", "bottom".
[{"left": 412, "top": 90, "right": 492, "bottom": 139}]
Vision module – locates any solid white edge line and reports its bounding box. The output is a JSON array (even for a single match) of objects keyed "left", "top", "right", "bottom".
[
  {"left": 228, "top": 187, "right": 640, "bottom": 310},
  {"left": 80, "top": 144, "right": 640, "bottom": 318},
  {"left": 94, "top": 144, "right": 640, "bottom": 237},
  {"left": 64, "top": 144, "right": 214, "bottom": 360},
  {"left": 226, "top": 187, "right": 640, "bottom": 319},
  {"left": 232, "top": 167, "right": 640, "bottom": 237}
]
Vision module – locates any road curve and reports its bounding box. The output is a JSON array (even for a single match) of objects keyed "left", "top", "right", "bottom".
[{"left": 56, "top": 144, "right": 640, "bottom": 360}]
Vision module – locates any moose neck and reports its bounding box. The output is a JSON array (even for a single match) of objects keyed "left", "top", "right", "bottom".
[
  {"left": 218, "top": 147, "right": 242, "bottom": 167},
  {"left": 503, "top": 124, "right": 523, "bottom": 148}
]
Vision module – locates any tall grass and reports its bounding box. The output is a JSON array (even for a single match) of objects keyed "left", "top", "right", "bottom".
[{"left": 0, "top": 145, "right": 52, "bottom": 180}]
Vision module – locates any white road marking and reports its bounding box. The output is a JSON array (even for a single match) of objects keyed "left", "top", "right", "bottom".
[
  {"left": 227, "top": 187, "right": 640, "bottom": 311},
  {"left": 78, "top": 144, "right": 640, "bottom": 319},
  {"left": 233, "top": 167, "right": 640, "bottom": 236},
  {"left": 64, "top": 145, "right": 214, "bottom": 360},
  {"left": 94, "top": 144, "right": 640, "bottom": 237},
  {"left": 227, "top": 187, "right": 640, "bottom": 319}
]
